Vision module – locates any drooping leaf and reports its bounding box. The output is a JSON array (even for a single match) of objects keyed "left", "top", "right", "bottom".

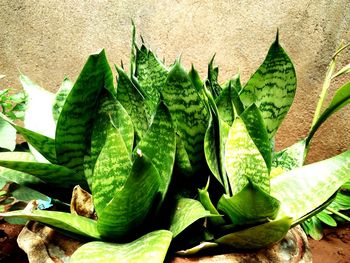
[
  {"left": 55, "top": 50, "right": 114, "bottom": 179},
  {"left": 240, "top": 104, "right": 272, "bottom": 172},
  {"left": 215, "top": 216, "right": 292, "bottom": 249},
  {"left": 307, "top": 81, "right": 350, "bottom": 145},
  {"left": 70, "top": 230, "right": 172, "bottom": 263},
  {"left": 0, "top": 113, "right": 57, "bottom": 163},
  {"left": 217, "top": 181, "right": 280, "bottom": 226},
  {"left": 271, "top": 150, "right": 350, "bottom": 223},
  {"left": 0, "top": 152, "right": 43, "bottom": 186},
  {"left": 97, "top": 154, "right": 161, "bottom": 239},
  {"left": 0, "top": 159, "right": 82, "bottom": 189},
  {"left": 162, "top": 61, "right": 209, "bottom": 173},
  {"left": 225, "top": 118, "right": 269, "bottom": 195},
  {"left": 0, "top": 209, "right": 100, "bottom": 239},
  {"left": 169, "top": 198, "right": 212, "bottom": 238},
  {"left": 135, "top": 102, "right": 176, "bottom": 199},
  {"left": 20, "top": 75, "right": 57, "bottom": 162},
  {"left": 92, "top": 123, "right": 132, "bottom": 216},
  {"left": 240, "top": 34, "right": 297, "bottom": 139},
  {"left": 52, "top": 77, "right": 73, "bottom": 122},
  {"left": 135, "top": 44, "right": 169, "bottom": 115},
  {"left": 316, "top": 211, "right": 337, "bottom": 226},
  {"left": 302, "top": 217, "right": 324, "bottom": 240},
  {"left": 0, "top": 118, "right": 16, "bottom": 151},
  {"left": 116, "top": 65, "right": 149, "bottom": 140}
]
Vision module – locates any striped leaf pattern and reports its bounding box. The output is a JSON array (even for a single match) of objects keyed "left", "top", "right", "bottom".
[
  {"left": 92, "top": 123, "right": 132, "bottom": 216},
  {"left": 225, "top": 118, "right": 269, "bottom": 195},
  {"left": 135, "top": 45, "right": 169, "bottom": 115},
  {"left": 70, "top": 230, "right": 172, "bottom": 263},
  {"left": 271, "top": 150, "right": 350, "bottom": 223},
  {"left": 52, "top": 77, "right": 73, "bottom": 122},
  {"left": 239, "top": 36, "right": 296, "bottom": 139},
  {"left": 55, "top": 50, "right": 114, "bottom": 179},
  {"left": 215, "top": 216, "right": 292, "bottom": 249},
  {"left": 162, "top": 62, "right": 209, "bottom": 173},
  {"left": 0, "top": 159, "right": 82, "bottom": 189},
  {"left": 135, "top": 102, "right": 176, "bottom": 199},
  {"left": 97, "top": 154, "right": 161, "bottom": 239},
  {"left": 0, "top": 209, "right": 100, "bottom": 239},
  {"left": 240, "top": 104, "right": 272, "bottom": 172},
  {"left": 207, "top": 57, "right": 222, "bottom": 98},
  {"left": 116, "top": 66, "right": 149, "bottom": 140}
]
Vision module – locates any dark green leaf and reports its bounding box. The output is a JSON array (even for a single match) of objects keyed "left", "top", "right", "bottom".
[{"left": 52, "top": 77, "right": 73, "bottom": 122}]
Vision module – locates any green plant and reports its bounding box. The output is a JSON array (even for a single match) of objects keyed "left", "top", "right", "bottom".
[
  {"left": 0, "top": 27, "right": 349, "bottom": 263},
  {"left": 0, "top": 75, "right": 27, "bottom": 151}
]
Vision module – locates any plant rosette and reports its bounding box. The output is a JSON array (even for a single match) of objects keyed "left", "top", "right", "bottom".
[{"left": 0, "top": 26, "right": 349, "bottom": 263}]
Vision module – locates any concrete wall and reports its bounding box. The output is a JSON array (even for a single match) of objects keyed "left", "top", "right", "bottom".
[{"left": 0, "top": 0, "right": 350, "bottom": 162}]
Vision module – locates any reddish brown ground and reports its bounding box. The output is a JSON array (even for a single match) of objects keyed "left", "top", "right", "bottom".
[{"left": 308, "top": 223, "right": 350, "bottom": 263}]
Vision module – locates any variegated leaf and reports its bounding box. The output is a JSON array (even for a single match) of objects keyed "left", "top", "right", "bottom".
[
  {"left": 92, "top": 123, "right": 132, "bottom": 216},
  {"left": 272, "top": 140, "right": 306, "bottom": 171},
  {"left": 135, "top": 102, "right": 176, "bottom": 199},
  {"left": 225, "top": 118, "right": 269, "bottom": 195},
  {"left": 0, "top": 209, "right": 100, "bottom": 239},
  {"left": 70, "top": 230, "right": 172, "bottom": 263},
  {"left": 215, "top": 216, "right": 292, "bottom": 249},
  {"left": 206, "top": 56, "right": 222, "bottom": 98},
  {"left": 271, "top": 150, "right": 350, "bottom": 223},
  {"left": 55, "top": 50, "right": 114, "bottom": 179},
  {"left": 240, "top": 35, "right": 296, "bottom": 139},
  {"left": 116, "top": 65, "right": 149, "bottom": 140},
  {"left": 240, "top": 104, "right": 272, "bottom": 172},
  {"left": 52, "top": 77, "right": 73, "bottom": 122},
  {"left": 97, "top": 154, "right": 161, "bottom": 239},
  {"left": 162, "top": 61, "right": 209, "bottom": 173}
]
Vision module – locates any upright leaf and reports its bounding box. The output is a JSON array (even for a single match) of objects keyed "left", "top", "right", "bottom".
[
  {"left": 97, "top": 154, "right": 161, "bottom": 239},
  {"left": 240, "top": 34, "right": 297, "bottom": 139},
  {"left": 55, "top": 50, "right": 114, "bottom": 178},
  {"left": 92, "top": 123, "right": 132, "bottom": 216},
  {"left": 206, "top": 56, "right": 222, "bottom": 98},
  {"left": 52, "top": 77, "right": 73, "bottom": 122},
  {"left": 135, "top": 102, "right": 176, "bottom": 199},
  {"left": 162, "top": 61, "right": 209, "bottom": 173},
  {"left": 225, "top": 118, "right": 269, "bottom": 195},
  {"left": 70, "top": 230, "right": 172, "bottom": 263},
  {"left": 0, "top": 118, "right": 16, "bottom": 151},
  {"left": 116, "top": 66, "right": 149, "bottom": 140}
]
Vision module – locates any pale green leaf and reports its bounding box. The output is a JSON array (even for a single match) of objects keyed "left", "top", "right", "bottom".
[
  {"left": 70, "top": 230, "right": 172, "bottom": 263},
  {"left": 0, "top": 118, "right": 16, "bottom": 151}
]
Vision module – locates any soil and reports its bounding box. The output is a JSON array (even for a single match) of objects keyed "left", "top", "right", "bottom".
[{"left": 0, "top": 221, "right": 349, "bottom": 262}]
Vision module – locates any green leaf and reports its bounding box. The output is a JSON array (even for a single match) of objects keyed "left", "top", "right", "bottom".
[
  {"left": 162, "top": 61, "right": 209, "bottom": 173},
  {"left": 271, "top": 150, "right": 350, "bottom": 223},
  {"left": 55, "top": 50, "right": 114, "bottom": 178},
  {"left": 302, "top": 217, "right": 324, "bottom": 240},
  {"left": 52, "top": 77, "right": 73, "bottom": 122},
  {"left": 174, "top": 135, "right": 193, "bottom": 175},
  {"left": 215, "top": 216, "right": 292, "bottom": 249},
  {"left": 135, "top": 45, "right": 169, "bottom": 115},
  {"left": 206, "top": 56, "right": 222, "bottom": 98},
  {"left": 307, "top": 81, "right": 350, "bottom": 145},
  {"left": 92, "top": 123, "right": 132, "bottom": 216},
  {"left": 240, "top": 104, "right": 272, "bottom": 172},
  {"left": 0, "top": 118, "right": 16, "bottom": 151},
  {"left": 0, "top": 152, "right": 43, "bottom": 186},
  {"left": 316, "top": 211, "right": 337, "bottom": 226},
  {"left": 218, "top": 181, "right": 280, "bottom": 226},
  {"left": 97, "top": 154, "right": 161, "bottom": 239},
  {"left": 272, "top": 140, "right": 306, "bottom": 171},
  {"left": 116, "top": 65, "right": 149, "bottom": 140},
  {"left": 135, "top": 102, "right": 176, "bottom": 200},
  {"left": 169, "top": 198, "right": 212, "bottom": 238},
  {"left": 0, "top": 209, "right": 100, "bottom": 239},
  {"left": 20, "top": 75, "right": 56, "bottom": 162},
  {"left": 189, "top": 65, "right": 204, "bottom": 93},
  {"left": 70, "top": 230, "right": 172, "bottom": 263},
  {"left": 240, "top": 35, "right": 297, "bottom": 139},
  {"left": 0, "top": 159, "right": 82, "bottom": 189},
  {"left": 225, "top": 118, "right": 269, "bottom": 195}
]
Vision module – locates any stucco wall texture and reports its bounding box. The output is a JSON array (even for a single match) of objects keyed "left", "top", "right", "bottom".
[{"left": 0, "top": 0, "right": 349, "bottom": 162}]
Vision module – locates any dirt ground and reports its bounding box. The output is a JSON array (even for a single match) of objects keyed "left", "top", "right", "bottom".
[{"left": 308, "top": 223, "right": 350, "bottom": 263}]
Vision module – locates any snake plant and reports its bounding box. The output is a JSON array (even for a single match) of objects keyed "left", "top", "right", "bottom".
[{"left": 0, "top": 27, "right": 349, "bottom": 263}]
